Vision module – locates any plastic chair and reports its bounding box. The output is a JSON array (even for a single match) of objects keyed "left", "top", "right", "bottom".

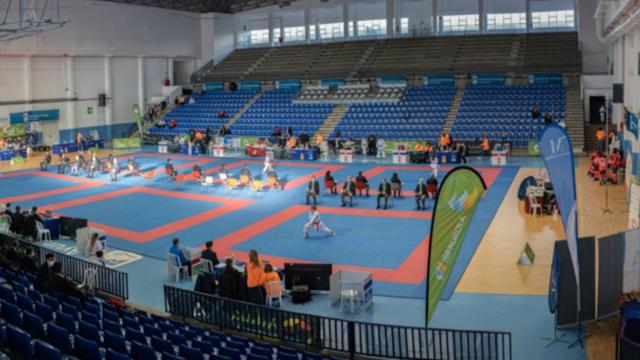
[
  {"left": 151, "top": 335, "right": 175, "bottom": 355},
  {"left": 340, "top": 281, "right": 361, "bottom": 314},
  {"left": 79, "top": 319, "right": 101, "bottom": 345},
  {"left": 265, "top": 280, "right": 283, "bottom": 308},
  {"left": 167, "top": 253, "right": 189, "bottom": 282},
  {"left": 131, "top": 340, "right": 156, "bottom": 360},
  {"left": 528, "top": 194, "right": 542, "bottom": 215},
  {"left": 144, "top": 171, "right": 154, "bottom": 180},
  {"left": 106, "top": 348, "right": 131, "bottom": 360},
  {"left": 104, "top": 330, "right": 128, "bottom": 354},
  {"left": 35, "top": 302, "right": 53, "bottom": 323},
  {"left": 36, "top": 221, "right": 51, "bottom": 241},
  {"left": 6, "top": 324, "right": 33, "bottom": 359},
  {"left": 75, "top": 335, "right": 101, "bottom": 360},
  {"left": 125, "top": 327, "right": 147, "bottom": 345},
  {"left": 23, "top": 311, "right": 45, "bottom": 339},
  {"left": 1, "top": 300, "right": 22, "bottom": 327},
  {"left": 179, "top": 345, "right": 204, "bottom": 360},
  {"left": 201, "top": 258, "right": 215, "bottom": 273},
  {"left": 47, "top": 323, "right": 73, "bottom": 354},
  {"left": 34, "top": 339, "right": 61, "bottom": 360},
  {"left": 166, "top": 331, "right": 187, "bottom": 346},
  {"left": 79, "top": 268, "right": 97, "bottom": 293}
]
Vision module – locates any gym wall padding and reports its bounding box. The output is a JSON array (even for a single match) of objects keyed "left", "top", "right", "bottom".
[
  {"left": 555, "top": 237, "right": 596, "bottom": 328},
  {"left": 597, "top": 232, "right": 625, "bottom": 320}
]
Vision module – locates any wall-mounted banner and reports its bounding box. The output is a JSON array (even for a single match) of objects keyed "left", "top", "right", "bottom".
[
  {"left": 424, "top": 75, "right": 455, "bottom": 86},
  {"left": 240, "top": 81, "right": 261, "bottom": 91},
  {"left": 630, "top": 112, "right": 639, "bottom": 140},
  {"left": 204, "top": 82, "right": 224, "bottom": 91},
  {"left": 275, "top": 79, "right": 301, "bottom": 90},
  {"left": 426, "top": 166, "right": 486, "bottom": 324},
  {"left": 528, "top": 73, "right": 563, "bottom": 85},
  {"left": 377, "top": 76, "right": 407, "bottom": 85},
  {"left": 9, "top": 109, "right": 59, "bottom": 124},
  {"left": 471, "top": 73, "right": 505, "bottom": 85}
]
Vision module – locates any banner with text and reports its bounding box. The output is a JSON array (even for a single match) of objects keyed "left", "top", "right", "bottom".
[
  {"left": 426, "top": 166, "right": 486, "bottom": 324},
  {"left": 538, "top": 124, "right": 580, "bottom": 310},
  {"left": 528, "top": 73, "right": 563, "bottom": 85},
  {"left": 424, "top": 75, "right": 455, "bottom": 86},
  {"left": 472, "top": 73, "right": 505, "bottom": 85},
  {"left": 9, "top": 109, "right": 59, "bottom": 124}
]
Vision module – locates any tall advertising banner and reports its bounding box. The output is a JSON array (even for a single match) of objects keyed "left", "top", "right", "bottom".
[
  {"left": 538, "top": 125, "right": 580, "bottom": 310},
  {"left": 426, "top": 166, "right": 486, "bottom": 325}
]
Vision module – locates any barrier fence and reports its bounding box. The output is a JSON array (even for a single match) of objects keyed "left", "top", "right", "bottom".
[
  {"left": 0, "top": 233, "right": 129, "bottom": 299},
  {"left": 164, "top": 285, "right": 512, "bottom": 359}
]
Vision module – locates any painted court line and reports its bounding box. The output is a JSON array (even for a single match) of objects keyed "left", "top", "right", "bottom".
[
  {"left": 209, "top": 204, "right": 429, "bottom": 283},
  {"left": 0, "top": 170, "right": 106, "bottom": 203},
  {"left": 41, "top": 186, "right": 253, "bottom": 243}
]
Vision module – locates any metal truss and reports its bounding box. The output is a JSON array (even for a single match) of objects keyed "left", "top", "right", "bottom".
[
  {"left": 100, "top": 0, "right": 292, "bottom": 14},
  {"left": 0, "top": 0, "right": 68, "bottom": 41}
]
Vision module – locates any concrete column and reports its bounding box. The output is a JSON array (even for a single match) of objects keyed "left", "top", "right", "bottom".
[
  {"left": 233, "top": 14, "right": 239, "bottom": 49},
  {"left": 23, "top": 57, "right": 32, "bottom": 111},
  {"left": 304, "top": 8, "right": 311, "bottom": 42},
  {"left": 268, "top": 12, "right": 274, "bottom": 45},
  {"left": 478, "top": 0, "right": 484, "bottom": 33},
  {"left": 343, "top": 3, "right": 349, "bottom": 38},
  {"left": 167, "top": 58, "right": 174, "bottom": 85},
  {"left": 386, "top": 0, "right": 394, "bottom": 37},
  {"left": 103, "top": 56, "right": 113, "bottom": 140},
  {"left": 432, "top": 0, "right": 438, "bottom": 35},
  {"left": 65, "top": 56, "right": 76, "bottom": 142},
  {"left": 525, "top": 0, "right": 531, "bottom": 32},
  {"left": 137, "top": 57, "right": 145, "bottom": 119}
]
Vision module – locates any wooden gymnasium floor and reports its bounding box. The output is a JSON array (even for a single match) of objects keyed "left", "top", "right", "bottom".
[{"left": 1, "top": 151, "right": 625, "bottom": 358}]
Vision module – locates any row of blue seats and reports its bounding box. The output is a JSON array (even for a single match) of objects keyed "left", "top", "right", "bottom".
[
  {"left": 340, "top": 119, "right": 445, "bottom": 124},
  {"left": 452, "top": 132, "right": 540, "bottom": 140},
  {"left": 231, "top": 125, "right": 319, "bottom": 132},
  {"left": 456, "top": 112, "right": 562, "bottom": 118},
  {"left": 162, "top": 117, "right": 229, "bottom": 123},
  {"left": 234, "top": 118, "right": 325, "bottom": 124},
  {"left": 170, "top": 106, "right": 244, "bottom": 112},
  {"left": 0, "top": 267, "right": 340, "bottom": 360},
  {"left": 231, "top": 130, "right": 317, "bottom": 137},
  {"left": 344, "top": 114, "right": 447, "bottom": 119},
  {"left": 453, "top": 124, "right": 544, "bottom": 131},
  {"left": 239, "top": 113, "right": 329, "bottom": 118},
  {"left": 347, "top": 107, "right": 451, "bottom": 113},
  {"left": 248, "top": 107, "right": 333, "bottom": 111},
  {"left": 334, "top": 132, "right": 440, "bottom": 140},
  {"left": 336, "top": 126, "right": 442, "bottom": 131}
]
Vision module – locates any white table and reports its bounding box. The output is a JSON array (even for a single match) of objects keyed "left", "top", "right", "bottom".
[
  {"left": 339, "top": 149, "right": 355, "bottom": 163},
  {"left": 330, "top": 269, "right": 373, "bottom": 313}
]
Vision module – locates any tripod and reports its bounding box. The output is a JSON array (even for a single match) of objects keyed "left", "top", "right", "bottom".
[{"left": 602, "top": 113, "right": 613, "bottom": 214}]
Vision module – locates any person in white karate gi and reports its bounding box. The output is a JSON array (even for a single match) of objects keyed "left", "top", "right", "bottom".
[{"left": 303, "top": 205, "right": 335, "bottom": 239}]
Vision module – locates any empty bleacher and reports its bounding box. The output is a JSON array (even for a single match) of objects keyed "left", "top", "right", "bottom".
[
  {"left": 333, "top": 85, "right": 456, "bottom": 140},
  {"left": 450, "top": 84, "right": 565, "bottom": 147},
  {"left": 0, "top": 264, "right": 342, "bottom": 360},
  {"left": 230, "top": 89, "right": 334, "bottom": 137},
  {"left": 200, "top": 32, "right": 581, "bottom": 81},
  {"left": 148, "top": 90, "right": 256, "bottom": 136}
]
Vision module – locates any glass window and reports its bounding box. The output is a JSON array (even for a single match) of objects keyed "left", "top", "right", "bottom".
[
  {"left": 356, "top": 19, "right": 387, "bottom": 37},
  {"left": 399, "top": 17, "right": 409, "bottom": 35},
  {"left": 442, "top": 14, "right": 479, "bottom": 33},
  {"left": 283, "top": 26, "right": 305, "bottom": 42},
  {"left": 487, "top": 12, "right": 526, "bottom": 30},
  {"left": 531, "top": 10, "right": 574, "bottom": 29},
  {"left": 319, "top": 22, "right": 344, "bottom": 40},
  {"left": 273, "top": 28, "right": 281, "bottom": 44},
  {"left": 250, "top": 29, "right": 269, "bottom": 45}
]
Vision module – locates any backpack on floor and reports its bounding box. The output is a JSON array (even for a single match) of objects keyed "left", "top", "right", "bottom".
[{"left": 291, "top": 285, "right": 311, "bottom": 304}]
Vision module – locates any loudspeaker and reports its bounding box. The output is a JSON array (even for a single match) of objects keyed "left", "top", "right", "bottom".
[
  {"left": 613, "top": 84, "right": 623, "bottom": 103},
  {"left": 98, "top": 93, "right": 106, "bottom": 107}
]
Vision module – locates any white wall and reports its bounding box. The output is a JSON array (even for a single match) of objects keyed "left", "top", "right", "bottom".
[
  {"left": 213, "top": 14, "right": 237, "bottom": 64},
  {"left": 578, "top": 0, "right": 610, "bottom": 74},
  {"left": 0, "top": 0, "right": 204, "bottom": 144}
]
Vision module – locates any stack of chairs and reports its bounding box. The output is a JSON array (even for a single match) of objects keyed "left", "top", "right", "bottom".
[
  {"left": 333, "top": 85, "right": 456, "bottom": 140},
  {"left": 298, "top": 87, "right": 330, "bottom": 101},
  {"left": 231, "top": 89, "right": 334, "bottom": 137},
  {"left": 148, "top": 90, "right": 257, "bottom": 136},
  {"left": 450, "top": 84, "right": 565, "bottom": 147}
]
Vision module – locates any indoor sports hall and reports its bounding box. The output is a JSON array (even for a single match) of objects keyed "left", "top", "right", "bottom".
[{"left": 0, "top": 0, "right": 636, "bottom": 359}]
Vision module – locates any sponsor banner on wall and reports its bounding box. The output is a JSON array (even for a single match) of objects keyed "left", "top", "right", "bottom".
[
  {"left": 9, "top": 109, "right": 59, "bottom": 124},
  {"left": 424, "top": 75, "right": 455, "bottom": 86},
  {"left": 426, "top": 166, "right": 486, "bottom": 324},
  {"left": 471, "top": 73, "right": 505, "bottom": 85},
  {"left": 528, "top": 72, "right": 563, "bottom": 85},
  {"left": 629, "top": 178, "right": 640, "bottom": 230},
  {"left": 204, "top": 82, "right": 224, "bottom": 91},
  {"left": 275, "top": 79, "right": 301, "bottom": 90}
]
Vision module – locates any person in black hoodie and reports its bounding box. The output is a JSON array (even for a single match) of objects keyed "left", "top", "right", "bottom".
[
  {"left": 3, "top": 241, "right": 19, "bottom": 265},
  {"left": 9, "top": 206, "right": 24, "bottom": 234},
  {"left": 45, "top": 262, "right": 84, "bottom": 299},
  {"left": 35, "top": 253, "right": 55, "bottom": 291},
  {"left": 218, "top": 258, "right": 242, "bottom": 300},
  {"left": 19, "top": 247, "right": 37, "bottom": 273}
]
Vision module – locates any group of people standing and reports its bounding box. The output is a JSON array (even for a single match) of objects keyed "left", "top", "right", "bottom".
[{"left": 46, "top": 150, "right": 140, "bottom": 182}]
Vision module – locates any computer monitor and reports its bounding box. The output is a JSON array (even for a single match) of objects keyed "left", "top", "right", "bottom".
[
  {"left": 59, "top": 216, "right": 88, "bottom": 238},
  {"left": 284, "top": 263, "right": 332, "bottom": 291}
]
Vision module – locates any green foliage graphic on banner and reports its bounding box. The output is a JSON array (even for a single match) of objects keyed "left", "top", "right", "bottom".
[{"left": 426, "top": 166, "right": 486, "bottom": 324}]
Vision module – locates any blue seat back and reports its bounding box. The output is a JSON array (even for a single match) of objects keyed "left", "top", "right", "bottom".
[
  {"left": 47, "top": 323, "right": 72, "bottom": 354},
  {"left": 34, "top": 339, "right": 61, "bottom": 360},
  {"left": 104, "top": 330, "right": 128, "bottom": 354},
  {"left": 75, "top": 335, "right": 101, "bottom": 360}
]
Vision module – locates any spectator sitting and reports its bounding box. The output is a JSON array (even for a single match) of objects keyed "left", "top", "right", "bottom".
[
  {"left": 264, "top": 263, "right": 282, "bottom": 305},
  {"left": 90, "top": 250, "right": 106, "bottom": 266},
  {"left": 44, "top": 262, "right": 84, "bottom": 299},
  {"left": 218, "top": 258, "right": 242, "bottom": 300},
  {"left": 201, "top": 241, "right": 219, "bottom": 267},
  {"left": 299, "top": 131, "right": 310, "bottom": 149},
  {"left": 169, "top": 238, "right": 191, "bottom": 276},
  {"left": 156, "top": 118, "right": 166, "bottom": 128},
  {"left": 544, "top": 112, "right": 553, "bottom": 126},
  {"left": 287, "top": 137, "right": 298, "bottom": 149},
  {"left": 168, "top": 118, "right": 177, "bottom": 129},
  {"left": 35, "top": 253, "right": 55, "bottom": 291},
  {"left": 272, "top": 127, "right": 282, "bottom": 138},
  {"left": 218, "top": 110, "right": 226, "bottom": 119},
  {"left": 4, "top": 240, "right": 19, "bottom": 265},
  {"left": 19, "top": 247, "right": 37, "bottom": 273}
]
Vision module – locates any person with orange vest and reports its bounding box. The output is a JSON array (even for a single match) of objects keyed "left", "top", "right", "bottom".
[
  {"left": 481, "top": 136, "right": 490, "bottom": 155},
  {"left": 596, "top": 128, "right": 606, "bottom": 153},
  {"left": 597, "top": 153, "right": 608, "bottom": 184}
]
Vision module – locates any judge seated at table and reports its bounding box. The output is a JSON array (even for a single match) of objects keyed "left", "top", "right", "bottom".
[
  {"left": 201, "top": 241, "right": 219, "bottom": 267},
  {"left": 427, "top": 174, "right": 439, "bottom": 199},
  {"left": 341, "top": 176, "right": 356, "bottom": 207},
  {"left": 239, "top": 164, "right": 253, "bottom": 181},
  {"left": 169, "top": 238, "right": 191, "bottom": 276}
]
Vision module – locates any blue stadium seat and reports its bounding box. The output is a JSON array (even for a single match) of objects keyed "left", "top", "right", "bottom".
[
  {"left": 219, "top": 346, "right": 242, "bottom": 360},
  {"left": 163, "top": 352, "right": 184, "bottom": 360},
  {"left": 6, "top": 324, "right": 33, "bottom": 359},
  {"left": 34, "top": 339, "right": 61, "bottom": 360},
  {"left": 23, "top": 311, "right": 45, "bottom": 339},
  {"left": 1, "top": 300, "right": 22, "bottom": 327},
  {"left": 151, "top": 335, "right": 174, "bottom": 354},
  {"left": 191, "top": 338, "right": 214, "bottom": 354},
  {"left": 75, "top": 335, "right": 101, "bottom": 360},
  {"left": 54, "top": 311, "right": 76, "bottom": 334},
  {"left": 47, "top": 323, "right": 72, "bottom": 354},
  {"left": 179, "top": 345, "right": 205, "bottom": 360},
  {"left": 104, "top": 330, "right": 128, "bottom": 354},
  {"left": 103, "top": 318, "right": 123, "bottom": 336},
  {"left": 106, "top": 348, "right": 131, "bottom": 360},
  {"left": 131, "top": 340, "right": 156, "bottom": 360},
  {"left": 126, "top": 326, "right": 147, "bottom": 345},
  {"left": 166, "top": 331, "right": 187, "bottom": 346},
  {"left": 78, "top": 319, "right": 101, "bottom": 345}
]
